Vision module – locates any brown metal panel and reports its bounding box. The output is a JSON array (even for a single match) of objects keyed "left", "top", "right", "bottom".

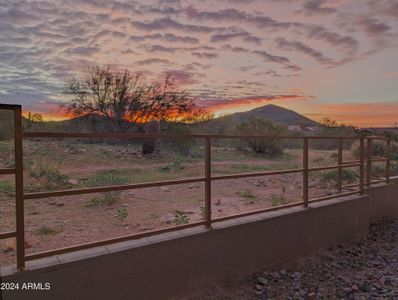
[
  {"left": 308, "top": 190, "right": 360, "bottom": 203},
  {"left": 25, "top": 221, "right": 206, "bottom": 261},
  {"left": 212, "top": 201, "right": 304, "bottom": 223},
  {"left": 308, "top": 163, "right": 360, "bottom": 172},
  {"left": 0, "top": 231, "right": 17, "bottom": 239},
  {"left": 337, "top": 139, "right": 343, "bottom": 192},
  {"left": 211, "top": 168, "right": 304, "bottom": 181},
  {"left": 23, "top": 131, "right": 369, "bottom": 141},
  {"left": 366, "top": 138, "right": 373, "bottom": 187},
  {"left": 359, "top": 138, "right": 365, "bottom": 194},
  {"left": 204, "top": 137, "right": 212, "bottom": 228},
  {"left": 14, "top": 106, "right": 25, "bottom": 270},
  {"left": 24, "top": 177, "right": 206, "bottom": 200},
  {"left": 0, "top": 104, "right": 20, "bottom": 110},
  {"left": 386, "top": 139, "right": 391, "bottom": 184},
  {"left": 303, "top": 138, "right": 309, "bottom": 208},
  {"left": 0, "top": 168, "right": 15, "bottom": 175}
]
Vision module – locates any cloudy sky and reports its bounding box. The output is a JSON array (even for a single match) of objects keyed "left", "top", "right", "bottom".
[{"left": 0, "top": 0, "right": 397, "bottom": 126}]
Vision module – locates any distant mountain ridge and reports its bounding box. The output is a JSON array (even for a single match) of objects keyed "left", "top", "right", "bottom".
[{"left": 204, "top": 104, "right": 319, "bottom": 127}]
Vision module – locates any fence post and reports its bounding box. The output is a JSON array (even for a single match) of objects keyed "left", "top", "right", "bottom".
[
  {"left": 337, "top": 138, "right": 343, "bottom": 192},
  {"left": 204, "top": 137, "right": 212, "bottom": 228},
  {"left": 386, "top": 138, "right": 390, "bottom": 184},
  {"left": 303, "top": 138, "right": 309, "bottom": 208},
  {"left": 14, "top": 105, "right": 25, "bottom": 270},
  {"left": 359, "top": 138, "right": 365, "bottom": 195},
  {"left": 366, "top": 138, "right": 372, "bottom": 187}
]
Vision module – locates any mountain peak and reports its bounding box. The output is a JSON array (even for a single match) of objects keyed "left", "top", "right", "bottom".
[{"left": 229, "top": 104, "right": 318, "bottom": 126}]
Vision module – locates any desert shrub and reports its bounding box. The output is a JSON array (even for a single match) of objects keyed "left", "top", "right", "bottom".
[
  {"left": 236, "top": 118, "right": 287, "bottom": 157},
  {"left": 116, "top": 208, "right": 128, "bottom": 223},
  {"left": 0, "top": 180, "right": 14, "bottom": 196},
  {"left": 330, "top": 153, "right": 338, "bottom": 161},
  {"left": 351, "top": 140, "right": 398, "bottom": 160},
  {"left": 29, "top": 158, "right": 68, "bottom": 188},
  {"left": 86, "top": 170, "right": 130, "bottom": 206},
  {"left": 239, "top": 189, "right": 257, "bottom": 204},
  {"left": 270, "top": 194, "right": 288, "bottom": 207},
  {"left": 373, "top": 164, "right": 385, "bottom": 176},
  {"left": 162, "top": 123, "right": 195, "bottom": 156},
  {"left": 320, "top": 169, "right": 358, "bottom": 183},
  {"left": 36, "top": 226, "right": 59, "bottom": 236},
  {"left": 174, "top": 211, "right": 190, "bottom": 225}
]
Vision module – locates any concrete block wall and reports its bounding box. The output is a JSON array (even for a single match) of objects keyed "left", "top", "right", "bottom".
[{"left": 1, "top": 180, "right": 397, "bottom": 300}]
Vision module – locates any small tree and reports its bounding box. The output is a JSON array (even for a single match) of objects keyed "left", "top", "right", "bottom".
[
  {"left": 236, "top": 117, "right": 287, "bottom": 157},
  {"left": 61, "top": 65, "right": 200, "bottom": 133}
]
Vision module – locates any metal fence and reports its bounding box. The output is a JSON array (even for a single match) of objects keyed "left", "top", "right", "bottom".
[{"left": 0, "top": 104, "right": 391, "bottom": 270}]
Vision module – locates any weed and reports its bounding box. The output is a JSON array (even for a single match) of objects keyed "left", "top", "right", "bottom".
[
  {"left": 239, "top": 189, "right": 258, "bottom": 204},
  {"left": 320, "top": 169, "right": 358, "bottom": 183},
  {"left": 200, "top": 206, "right": 205, "bottom": 218},
  {"left": 29, "top": 158, "right": 68, "bottom": 187},
  {"left": 0, "top": 142, "right": 11, "bottom": 153},
  {"left": 0, "top": 180, "right": 14, "bottom": 196},
  {"left": 270, "top": 194, "right": 288, "bottom": 207},
  {"left": 313, "top": 156, "right": 326, "bottom": 165},
  {"left": 85, "top": 170, "right": 130, "bottom": 186},
  {"left": 2, "top": 240, "right": 15, "bottom": 253},
  {"left": 36, "top": 226, "right": 59, "bottom": 236},
  {"left": 159, "top": 159, "right": 184, "bottom": 172},
  {"left": 174, "top": 211, "right": 190, "bottom": 225},
  {"left": 86, "top": 171, "right": 130, "bottom": 206},
  {"left": 116, "top": 208, "right": 128, "bottom": 223}
]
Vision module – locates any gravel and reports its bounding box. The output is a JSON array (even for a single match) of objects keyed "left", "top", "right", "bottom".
[{"left": 183, "top": 218, "right": 398, "bottom": 299}]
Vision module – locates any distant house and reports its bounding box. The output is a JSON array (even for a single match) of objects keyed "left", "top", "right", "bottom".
[
  {"left": 288, "top": 125, "right": 302, "bottom": 132},
  {"left": 305, "top": 126, "right": 318, "bottom": 132},
  {"left": 359, "top": 127, "right": 398, "bottom": 136}
]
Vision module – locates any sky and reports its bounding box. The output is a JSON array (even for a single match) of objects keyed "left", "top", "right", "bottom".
[{"left": 0, "top": 0, "right": 397, "bottom": 127}]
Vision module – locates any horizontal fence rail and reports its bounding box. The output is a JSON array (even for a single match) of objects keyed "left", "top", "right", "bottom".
[{"left": 0, "top": 104, "right": 392, "bottom": 270}]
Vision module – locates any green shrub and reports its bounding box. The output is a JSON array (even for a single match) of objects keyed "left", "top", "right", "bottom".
[
  {"left": 320, "top": 169, "right": 358, "bottom": 183},
  {"left": 36, "top": 226, "right": 59, "bottom": 236},
  {"left": 239, "top": 189, "right": 257, "bottom": 204},
  {"left": 116, "top": 208, "right": 128, "bottom": 223},
  {"left": 270, "top": 194, "right": 288, "bottom": 207},
  {"left": 0, "top": 180, "right": 14, "bottom": 196},
  {"left": 29, "top": 158, "right": 68, "bottom": 187},
  {"left": 86, "top": 170, "right": 131, "bottom": 206},
  {"left": 236, "top": 117, "right": 287, "bottom": 157},
  {"left": 174, "top": 211, "right": 190, "bottom": 225}
]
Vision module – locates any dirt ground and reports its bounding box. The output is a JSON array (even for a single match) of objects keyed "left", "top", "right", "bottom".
[
  {"left": 0, "top": 139, "right": 386, "bottom": 266},
  {"left": 182, "top": 218, "right": 398, "bottom": 300}
]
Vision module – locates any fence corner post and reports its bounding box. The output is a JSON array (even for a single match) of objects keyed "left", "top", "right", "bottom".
[
  {"left": 337, "top": 138, "right": 343, "bottom": 192},
  {"left": 303, "top": 137, "right": 309, "bottom": 208},
  {"left": 204, "top": 137, "right": 212, "bottom": 228},
  {"left": 359, "top": 138, "right": 365, "bottom": 195},
  {"left": 366, "top": 138, "right": 372, "bottom": 187},
  {"left": 14, "top": 105, "right": 25, "bottom": 270},
  {"left": 386, "top": 138, "right": 390, "bottom": 184}
]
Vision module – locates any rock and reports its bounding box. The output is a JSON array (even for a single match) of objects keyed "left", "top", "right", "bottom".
[
  {"left": 257, "top": 277, "right": 267, "bottom": 285},
  {"left": 160, "top": 187, "right": 170, "bottom": 192},
  {"left": 68, "top": 179, "right": 79, "bottom": 185}
]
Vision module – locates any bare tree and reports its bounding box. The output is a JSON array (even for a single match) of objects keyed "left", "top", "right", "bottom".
[{"left": 61, "top": 65, "right": 203, "bottom": 132}]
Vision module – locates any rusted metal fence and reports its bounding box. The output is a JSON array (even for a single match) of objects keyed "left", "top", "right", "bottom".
[{"left": 0, "top": 104, "right": 391, "bottom": 270}]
